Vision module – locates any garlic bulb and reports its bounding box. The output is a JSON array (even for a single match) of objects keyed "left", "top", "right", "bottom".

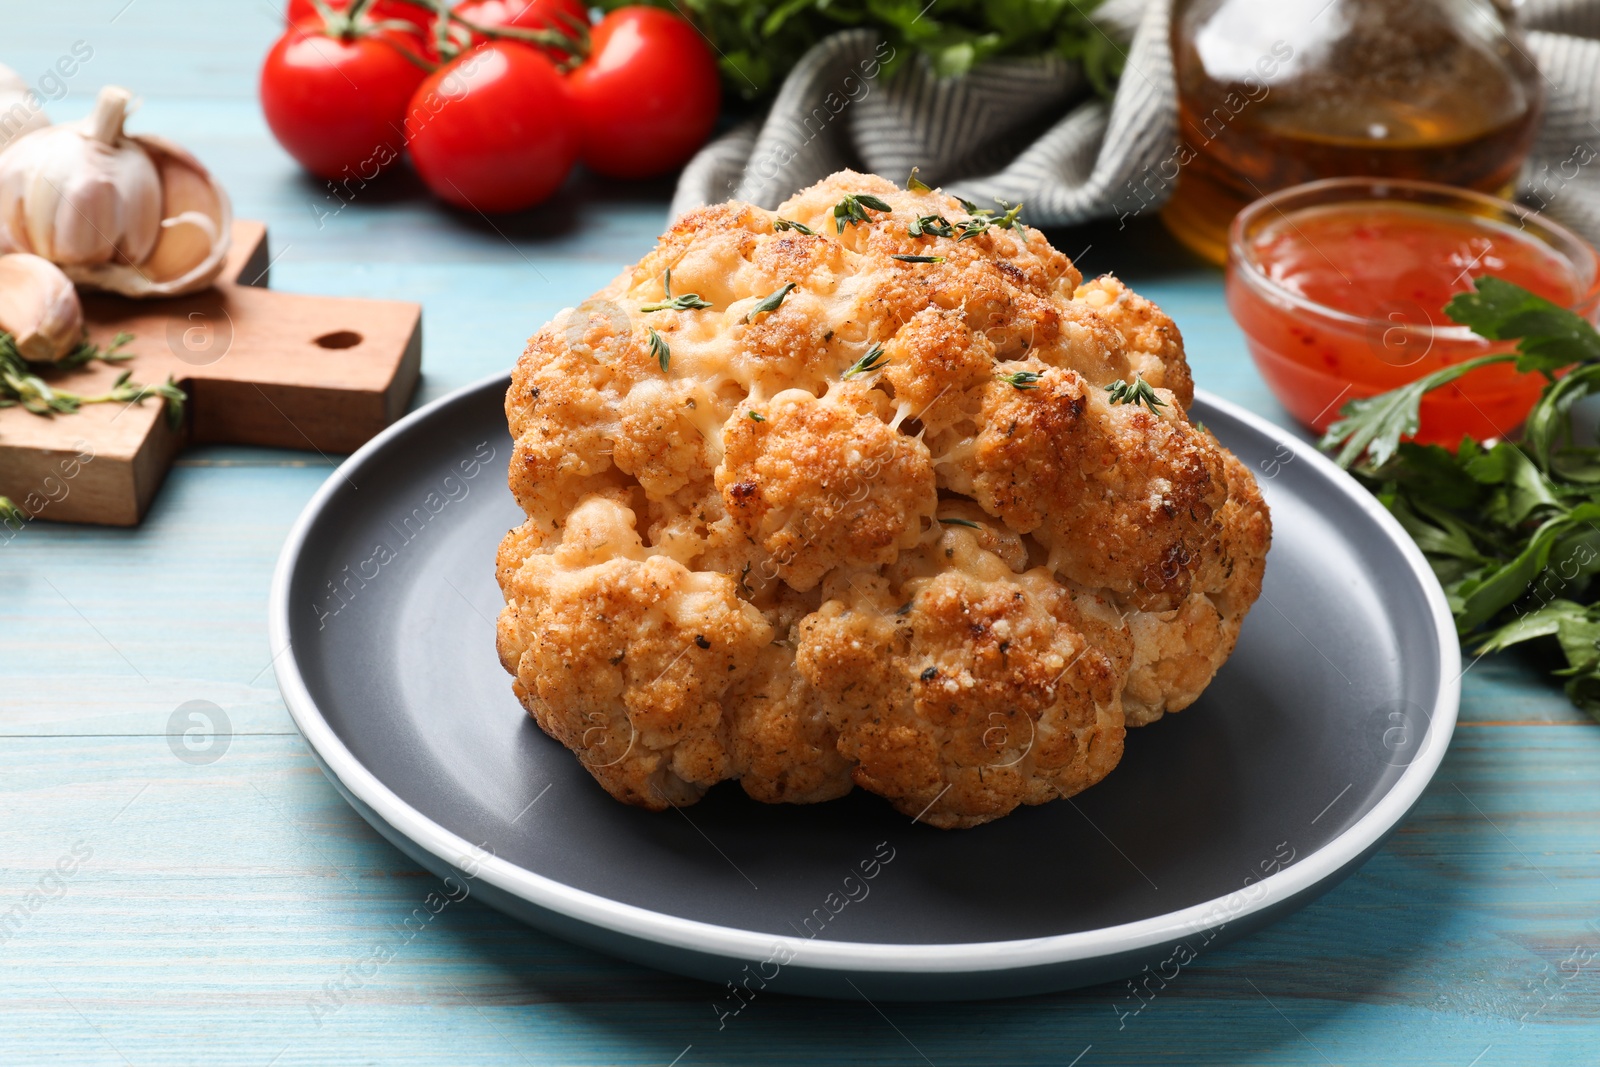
[
  {"left": 0, "top": 63, "right": 49, "bottom": 155},
  {"left": 0, "top": 85, "right": 231, "bottom": 298},
  {"left": 0, "top": 253, "right": 84, "bottom": 363},
  {"left": 0, "top": 86, "right": 159, "bottom": 266}
]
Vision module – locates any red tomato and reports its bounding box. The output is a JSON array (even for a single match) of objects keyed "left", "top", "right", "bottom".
[
  {"left": 260, "top": 22, "right": 429, "bottom": 181},
  {"left": 567, "top": 7, "right": 720, "bottom": 179},
  {"left": 405, "top": 42, "right": 578, "bottom": 213},
  {"left": 285, "top": 0, "right": 434, "bottom": 32},
  {"left": 453, "top": 0, "right": 589, "bottom": 57}
]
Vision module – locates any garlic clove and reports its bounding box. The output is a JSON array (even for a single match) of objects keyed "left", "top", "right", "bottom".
[
  {"left": 63, "top": 131, "right": 233, "bottom": 297},
  {"left": 0, "top": 253, "right": 85, "bottom": 363},
  {"left": 0, "top": 85, "right": 161, "bottom": 268},
  {"left": 0, "top": 62, "right": 50, "bottom": 154}
]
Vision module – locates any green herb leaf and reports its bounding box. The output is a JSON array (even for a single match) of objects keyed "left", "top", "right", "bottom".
[
  {"left": 957, "top": 200, "right": 1024, "bottom": 241},
  {"left": 1320, "top": 352, "right": 1515, "bottom": 469},
  {"left": 641, "top": 293, "right": 713, "bottom": 313},
  {"left": 998, "top": 369, "right": 1042, "bottom": 390},
  {"left": 623, "top": 0, "right": 1120, "bottom": 103},
  {"left": 842, "top": 343, "right": 889, "bottom": 380},
  {"left": 0, "top": 329, "right": 180, "bottom": 427},
  {"left": 1473, "top": 598, "right": 1590, "bottom": 656},
  {"left": 744, "top": 281, "right": 796, "bottom": 322},
  {"left": 641, "top": 269, "right": 714, "bottom": 313},
  {"left": 939, "top": 517, "right": 982, "bottom": 529},
  {"left": 56, "top": 331, "right": 136, "bottom": 370},
  {"left": 773, "top": 217, "right": 816, "bottom": 235},
  {"left": 1455, "top": 503, "right": 1600, "bottom": 630},
  {"left": 833, "top": 193, "right": 893, "bottom": 232},
  {"left": 748, "top": 410, "right": 765, "bottom": 422},
  {"left": 1445, "top": 275, "right": 1600, "bottom": 373},
  {"left": 908, "top": 214, "right": 954, "bottom": 239},
  {"left": 1465, "top": 441, "right": 1560, "bottom": 527},
  {"left": 890, "top": 254, "right": 945, "bottom": 263},
  {"left": 647, "top": 327, "right": 671, "bottom": 371},
  {"left": 1105, "top": 376, "right": 1165, "bottom": 412},
  {"left": 906, "top": 168, "right": 931, "bottom": 192}
]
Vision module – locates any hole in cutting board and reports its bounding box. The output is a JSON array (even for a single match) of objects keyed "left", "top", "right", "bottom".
[{"left": 315, "top": 330, "right": 364, "bottom": 350}]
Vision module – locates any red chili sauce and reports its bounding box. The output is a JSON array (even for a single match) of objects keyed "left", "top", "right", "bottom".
[{"left": 1228, "top": 202, "right": 1583, "bottom": 446}]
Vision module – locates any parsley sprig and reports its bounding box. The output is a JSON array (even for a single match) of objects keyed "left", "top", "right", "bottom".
[
  {"left": 640, "top": 269, "right": 713, "bottom": 313},
  {"left": 1105, "top": 375, "right": 1164, "bottom": 411},
  {"left": 833, "top": 193, "right": 892, "bottom": 233},
  {"left": 842, "top": 344, "right": 889, "bottom": 380},
  {"left": 1321, "top": 275, "right": 1600, "bottom": 720},
  {"left": 598, "top": 0, "right": 1124, "bottom": 103}
]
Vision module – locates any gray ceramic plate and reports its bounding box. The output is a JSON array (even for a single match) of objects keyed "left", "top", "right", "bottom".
[{"left": 269, "top": 372, "right": 1458, "bottom": 1001}]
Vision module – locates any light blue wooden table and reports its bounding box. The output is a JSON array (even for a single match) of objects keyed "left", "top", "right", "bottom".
[{"left": 5, "top": 4, "right": 1599, "bottom": 1064}]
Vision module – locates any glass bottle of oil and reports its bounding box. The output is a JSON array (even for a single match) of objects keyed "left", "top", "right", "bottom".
[{"left": 1162, "top": 0, "right": 1545, "bottom": 264}]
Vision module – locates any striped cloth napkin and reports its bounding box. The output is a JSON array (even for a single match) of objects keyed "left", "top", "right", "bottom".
[{"left": 671, "top": 0, "right": 1600, "bottom": 250}]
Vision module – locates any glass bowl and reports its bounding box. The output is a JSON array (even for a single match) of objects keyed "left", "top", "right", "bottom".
[{"left": 1226, "top": 177, "right": 1600, "bottom": 445}]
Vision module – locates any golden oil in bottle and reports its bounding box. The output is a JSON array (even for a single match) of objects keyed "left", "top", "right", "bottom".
[{"left": 1160, "top": 0, "right": 1544, "bottom": 264}]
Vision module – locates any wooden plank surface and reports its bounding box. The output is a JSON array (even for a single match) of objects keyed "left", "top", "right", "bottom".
[{"left": 2, "top": 3, "right": 1598, "bottom": 1065}]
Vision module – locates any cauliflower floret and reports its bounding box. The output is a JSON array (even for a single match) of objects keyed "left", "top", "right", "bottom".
[
  {"left": 795, "top": 530, "right": 1130, "bottom": 828},
  {"left": 727, "top": 641, "right": 855, "bottom": 805},
  {"left": 717, "top": 382, "right": 936, "bottom": 591},
  {"left": 1077, "top": 275, "right": 1195, "bottom": 409},
  {"left": 957, "top": 365, "right": 1229, "bottom": 612},
  {"left": 495, "top": 169, "right": 1271, "bottom": 828},
  {"left": 497, "top": 495, "right": 772, "bottom": 807},
  {"left": 1123, "top": 448, "right": 1271, "bottom": 724}
]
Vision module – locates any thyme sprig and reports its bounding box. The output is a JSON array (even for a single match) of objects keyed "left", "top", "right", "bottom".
[
  {"left": 641, "top": 269, "right": 712, "bottom": 313},
  {"left": 646, "top": 328, "right": 671, "bottom": 372},
  {"left": 744, "top": 282, "right": 795, "bottom": 323},
  {"left": 58, "top": 331, "right": 136, "bottom": 370},
  {"left": 833, "top": 193, "right": 892, "bottom": 233},
  {"left": 93, "top": 372, "right": 188, "bottom": 431},
  {"left": 0, "top": 330, "right": 184, "bottom": 428},
  {"left": 842, "top": 343, "right": 889, "bottom": 380},
  {"left": 891, "top": 254, "right": 945, "bottom": 264},
  {"left": 998, "top": 369, "right": 1042, "bottom": 390},
  {"left": 906, "top": 168, "right": 932, "bottom": 192},
  {"left": 772, "top": 218, "right": 816, "bottom": 236},
  {"left": 957, "top": 200, "right": 1024, "bottom": 241},
  {"left": 1105, "top": 375, "right": 1164, "bottom": 412},
  {"left": 908, "top": 214, "right": 954, "bottom": 239}
]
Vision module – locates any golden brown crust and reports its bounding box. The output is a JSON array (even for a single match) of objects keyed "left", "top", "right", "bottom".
[
  {"left": 495, "top": 169, "right": 1270, "bottom": 827},
  {"left": 1076, "top": 274, "right": 1195, "bottom": 410}
]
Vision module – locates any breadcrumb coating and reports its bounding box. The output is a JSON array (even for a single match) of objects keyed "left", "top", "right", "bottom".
[{"left": 496, "top": 170, "right": 1270, "bottom": 827}]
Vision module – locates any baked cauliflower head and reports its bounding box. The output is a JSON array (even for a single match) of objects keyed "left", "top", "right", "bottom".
[{"left": 496, "top": 170, "right": 1270, "bottom": 829}]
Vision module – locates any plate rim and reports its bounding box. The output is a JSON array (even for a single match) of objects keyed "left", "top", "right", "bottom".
[{"left": 269, "top": 371, "right": 1460, "bottom": 976}]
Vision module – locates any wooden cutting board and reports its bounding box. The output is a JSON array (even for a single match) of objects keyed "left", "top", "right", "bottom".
[{"left": 0, "top": 221, "right": 422, "bottom": 526}]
